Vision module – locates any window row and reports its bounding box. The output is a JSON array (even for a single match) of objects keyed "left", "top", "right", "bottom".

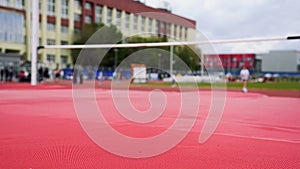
[
  {"left": 46, "top": 23, "right": 69, "bottom": 34},
  {"left": 44, "top": 39, "right": 69, "bottom": 45},
  {"left": 34, "top": 1, "right": 189, "bottom": 39},
  {"left": 38, "top": 0, "right": 68, "bottom": 18},
  {"left": 0, "top": 0, "right": 24, "bottom": 9},
  {"left": 92, "top": 5, "right": 189, "bottom": 39},
  {"left": 46, "top": 54, "right": 68, "bottom": 65}
]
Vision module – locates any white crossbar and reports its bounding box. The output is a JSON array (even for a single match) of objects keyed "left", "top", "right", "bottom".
[{"left": 41, "top": 36, "right": 299, "bottom": 49}]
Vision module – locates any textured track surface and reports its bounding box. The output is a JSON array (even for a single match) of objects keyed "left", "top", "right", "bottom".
[{"left": 0, "top": 83, "right": 299, "bottom": 168}]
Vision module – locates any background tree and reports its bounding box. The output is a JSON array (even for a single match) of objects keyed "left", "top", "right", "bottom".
[
  {"left": 116, "top": 36, "right": 201, "bottom": 72},
  {"left": 71, "top": 24, "right": 200, "bottom": 71},
  {"left": 71, "top": 23, "right": 122, "bottom": 66},
  {"left": 115, "top": 35, "right": 168, "bottom": 67},
  {"left": 174, "top": 45, "right": 200, "bottom": 71}
]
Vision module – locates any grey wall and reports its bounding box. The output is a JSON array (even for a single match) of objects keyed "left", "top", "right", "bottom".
[{"left": 259, "top": 50, "right": 300, "bottom": 73}]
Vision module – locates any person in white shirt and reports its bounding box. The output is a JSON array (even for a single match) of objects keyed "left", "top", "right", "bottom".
[
  {"left": 98, "top": 70, "right": 103, "bottom": 84},
  {"left": 240, "top": 66, "right": 250, "bottom": 93}
]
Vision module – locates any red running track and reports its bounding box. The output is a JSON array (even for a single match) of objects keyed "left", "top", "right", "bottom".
[{"left": 0, "top": 83, "right": 299, "bottom": 168}]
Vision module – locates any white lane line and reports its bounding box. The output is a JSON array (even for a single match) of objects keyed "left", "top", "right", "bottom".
[{"left": 212, "top": 132, "right": 300, "bottom": 144}]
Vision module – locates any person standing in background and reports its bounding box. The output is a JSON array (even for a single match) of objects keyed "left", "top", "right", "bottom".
[
  {"left": 38, "top": 67, "right": 44, "bottom": 82},
  {"left": 4, "top": 67, "right": 9, "bottom": 82},
  {"left": 8, "top": 66, "right": 13, "bottom": 82},
  {"left": 240, "top": 65, "right": 250, "bottom": 93},
  {"left": 43, "top": 67, "right": 49, "bottom": 81},
  {"left": 98, "top": 70, "right": 103, "bottom": 85},
  {"left": 0, "top": 67, "right": 4, "bottom": 82}
]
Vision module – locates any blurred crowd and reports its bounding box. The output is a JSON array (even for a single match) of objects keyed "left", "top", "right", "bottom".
[{"left": 0, "top": 66, "right": 14, "bottom": 82}]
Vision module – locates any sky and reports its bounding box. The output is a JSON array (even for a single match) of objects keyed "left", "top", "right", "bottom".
[{"left": 144, "top": 0, "right": 300, "bottom": 54}]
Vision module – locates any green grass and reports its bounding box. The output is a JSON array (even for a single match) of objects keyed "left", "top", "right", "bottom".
[
  {"left": 225, "top": 81, "right": 300, "bottom": 90},
  {"left": 135, "top": 81, "right": 300, "bottom": 90}
]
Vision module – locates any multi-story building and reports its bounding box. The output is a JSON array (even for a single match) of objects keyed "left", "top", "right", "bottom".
[
  {"left": 0, "top": 0, "right": 196, "bottom": 69},
  {"left": 204, "top": 50, "right": 300, "bottom": 76},
  {"left": 0, "top": 0, "right": 25, "bottom": 69},
  {"left": 256, "top": 50, "right": 300, "bottom": 75},
  {"left": 204, "top": 53, "right": 256, "bottom": 75}
]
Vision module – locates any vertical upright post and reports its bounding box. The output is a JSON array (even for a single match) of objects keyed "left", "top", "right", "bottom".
[
  {"left": 170, "top": 45, "right": 173, "bottom": 76},
  {"left": 31, "top": 0, "right": 39, "bottom": 85}
]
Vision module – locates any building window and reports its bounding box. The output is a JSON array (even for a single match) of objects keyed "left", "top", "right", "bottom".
[
  {"left": 47, "top": 54, "right": 55, "bottom": 63},
  {"left": 47, "top": 0, "right": 55, "bottom": 16},
  {"left": 95, "top": 5, "right": 102, "bottom": 23},
  {"left": 84, "top": 16, "right": 92, "bottom": 24},
  {"left": 60, "top": 40, "right": 68, "bottom": 45},
  {"left": 74, "top": 28, "right": 81, "bottom": 34},
  {"left": 61, "top": 26, "right": 68, "bottom": 34},
  {"left": 0, "top": 10, "right": 24, "bottom": 43},
  {"left": 167, "top": 23, "right": 171, "bottom": 36},
  {"left": 47, "top": 39, "right": 55, "bottom": 45},
  {"left": 0, "top": 31, "right": 3, "bottom": 42},
  {"left": 161, "top": 22, "right": 166, "bottom": 33},
  {"left": 38, "top": 0, "right": 41, "bottom": 12},
  {"left": 47, "top": 23, "right": 55, "bottom": 32},
  {"left": 184, "top": 27, "right": 188, "bottom": 40},
  {"left": 74, "top": 0, "right": 81, "bottom": 10},
  {"left": 106, "top": 8, "right": 112, "bottom": 25},
  {"left": 85, "top": 2, "right": 92, "bottom": 10},
  {"left": 61, "top": 0, "right": 68, "bottom": 18},
  {"left": 148, "top": 18, "right": 152, "bottom": 32},
  {"left": 179, "top": 26, "right": 182, "bottom": 39},
  {"left": 60, "top": 55, "right": 68, "bottom": 65},
  {"left": 74, "top": 14, "right": 81, "bottom": 21},
  {"left": 0, "top": 0, "right": 10, "bottom": 6},
  {"left": 15, "top": 0, "right": 24, "bottom": 9},
  {"left": 125, "top": 13, "right": 130, "bottom": 30},
  {"left": 174, "top": 25, "right": 177, "bottom": 37},
  {"left": 133, "top": 15, "right": 138, "bottom": 31},
  {"left": 155, "top": 21, "right": 160, "bottom": 34},
  {"left": 116, "top": 10, "right": 122, "bottom": 29},
  {"left": 141, "top": 16, "right": 145, "bottom": 32}
]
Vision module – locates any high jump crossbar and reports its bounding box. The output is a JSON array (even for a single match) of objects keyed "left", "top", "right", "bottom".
[
  {"left": 40, "top": 36, "right": 300, "bottom": 49},
  {"left": 32, "top": 35, "right": 300, "bottom": 86}
]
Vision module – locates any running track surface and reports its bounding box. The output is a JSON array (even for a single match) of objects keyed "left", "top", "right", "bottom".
[{"left": 0, "top": 83, "right": 299, "bottom": 168}]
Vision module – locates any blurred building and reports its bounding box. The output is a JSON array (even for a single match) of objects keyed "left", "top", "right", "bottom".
[
  {"left": 203, "top": 53, "right": 256, "bottom": 75},
  {"left": 0, "top": 0, "right": 196, "bottom": 69},
  {"left": 204, "top": 50, "right": 300, "bottom": 76},
  {"left": 0, "top": 5, "right": 24, "bottom": 69},
  {"left": 256, "top": 50, "right": 300, "bottom": 75}
]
